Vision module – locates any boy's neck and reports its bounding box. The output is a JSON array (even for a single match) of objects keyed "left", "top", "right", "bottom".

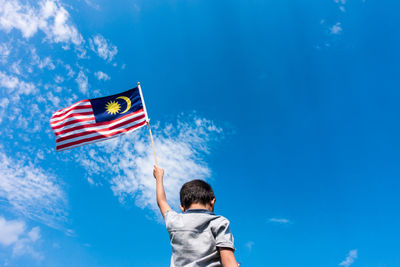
[{"left": 187, "top": 203, "right": 213, "bottom": 212}]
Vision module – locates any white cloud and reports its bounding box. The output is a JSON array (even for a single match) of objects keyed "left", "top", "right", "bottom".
[
  {"left": 0, "top": 97, "right": 10, "bottom": 123},
  {"left": 54, "top": 75, "right": 64, "bottom": 83},
  {"left": 0, "top": 151, "right": 68, "bottom": 229},
  {"left": 0, "top": 0, "right": 38, "bottom": 38},
  {"left": 84, "top": 0, "right": 100, "bottom": 10},
  {"left": 31, "top": 48, "right": 55, "bottom": 70},
  {"left": 0, "top": 43, "right": 10, "bottom": 63},
  {"left": 0, "top": 75, "right": 51, "bottom": 131},
  {"left": 0, "top": 216, "right": 42, "bottom": 259},
  {"left": 27, "top": 227, "right": 40, "bottom": 242},
  {"left": 246, "top": 241, "right": 254, "bottom": 251},
  {"left": 0, "top": 0, "right": 83, "bottom": 46},
  {"left": 330, "top": 22, "right": 343, "bottom": 35},
  {"left": 339, "top": 249, "right": 358, "bottom": 267},
  {"left": 10, "top": 61, "right": 22, "bottom": 75},
  {"left": 269, "top": 218, "right": 291, "bottom": 224},
  {"left": 94, "top": 71, "right": 110, "bottom": 81},
  {"left": 64, "top": 63, "right": 75, "bottom": 78},
  {"left": 333, "top": 0, "right": 347, "bottom": 12},
  {"left": 46, "top": 91, "right": 60, "bottom": 107},
  {"left": 12, "top": 227, "right": 42, "bottom": 259},
  {"left": 36, "top": 150, "right": 45, "bottom": 160},
  {"left": 319, "top": 0, "right": 347, "bottom": 46},
  {"left": 76, "top": 114, "right": 223, "bottom": 213},
  {"left": 0, "top": 71, "right": 37, "bottom": 101},
  {"left": 89, "top": 34, "right": 118, "bottom": 62},
  {"left": 75, "top": 70, "right": 88, "bottom": 94},
  {"left": 39, "top": 57, "right": 55, "bottom": 69},
  {"left": 0, "top": 217, "right": 25, "bottom": 246}
]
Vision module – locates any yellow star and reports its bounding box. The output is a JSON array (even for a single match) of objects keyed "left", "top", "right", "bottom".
[{"left": 105, "top": 100, "right": 121, "bottom": 115}]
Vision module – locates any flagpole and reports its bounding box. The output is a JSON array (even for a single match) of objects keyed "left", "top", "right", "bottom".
[
  {"left": 147, "top": 120, "right": 158, "bottom": 166},
  {"left": 137, "top": 82, "right": 158, "bottom": 166}
]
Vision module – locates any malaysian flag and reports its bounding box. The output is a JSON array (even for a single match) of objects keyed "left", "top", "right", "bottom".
[{"left": 50, "top": 86, "right": 148, "bottom": 151}]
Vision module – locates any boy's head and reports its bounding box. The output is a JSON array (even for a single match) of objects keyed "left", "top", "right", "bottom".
[{"left": 180, "top": 180, "right": 216, "bottom": 212}]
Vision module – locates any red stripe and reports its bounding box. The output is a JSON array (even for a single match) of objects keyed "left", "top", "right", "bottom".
[
  {"left": 51, "top": 111, "right": 94, "bottom": 124},
  {"left": 52, "top": 99, "right": 89, "bottom": 116},
  {"left": 53, "top": 109, "right": 145, "bottom": 135},
  {"left": 56, "top": 114, "right": 146, "bottom": 142},
  {"left": 56, "top": 120, "right": 147, "bottom": 150},
  {"left": 51, "top": 105, "right": 92, "bottom": 119},
  {"left": 50, "top": 111, "right": 94, "bottom": 124},
  {"left": 51, "top": 117, "right": 94, "bottom": 130}
]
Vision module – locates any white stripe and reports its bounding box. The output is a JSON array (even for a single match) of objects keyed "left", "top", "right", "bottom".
[
  {"left": 55, "top": 111, "right": 146, "bottom": 138},
  {"left": 53, "top": 119, "right": 97, "bottom": 135},
  {"left": 50, "top": 108, "right": 93, "bottom": 123},
  {"left": 56, "top": 117, "right": 147, "bottom": 146},
  {"left": 57, "top": 133, "right": 121, "bottom": 151},
  {"left": 52, "top": 100, "right": 90, "bottom": 116},
  {"left": 50, "top": 114, "right": 95, "bottom": 127},
  {"left": 57, "top": 125, "right": 145, "bottom": 151},
  {"left": 138, "top": 84, "right": 149, "bottom": 122}
]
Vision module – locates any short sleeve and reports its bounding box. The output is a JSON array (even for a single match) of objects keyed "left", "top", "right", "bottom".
[
  {"left": 164, "top": 209, "right": 182, "bottom": 231},
  {"left": 213, "top": 218, "right": 235, "bottom": 251}
]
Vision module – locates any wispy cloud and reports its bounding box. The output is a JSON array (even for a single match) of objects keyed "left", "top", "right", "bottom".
[
  {"left": 0, "top": 71, "right": 37, "bottom": 100},
  {"left": 339, "top": 249, "right": 358, "bottom": 267},
  {"left": 0, "top": 216, "right": 42, "bottom": 259},
  {"left": 94, "top": 71, "right": 110, "bottom": 81},
  {"left": 0, "top": 98, "right": 9, "bottom": 123},
  {"left": 84, "top": 0, "right": 100, "bottom": 10},
  {"left": 0, "top": 151, "right": 68, "bottom": 229},
  {"left": 317, "top": 0, "right": 350, "bottom": 48},
  {"left": 89, "top": 34, "right": 118, "bottom": 62},
  {"left": 269, "top": 218, "right": 291, "bottom": 224},
  {"left": 330, "top": 22, "right": 343, "bottom": 35},
  {"left": 30, "top": 48, "right": 55, "bottom": 70},
  {"left": 76, "top": 114, "right": 223, "bottom": 213},
  {"left": 63, "top": 63, "right": 75, "bottom": 78},
  {"left": 0, "top": 0, "right": 83, "bottom": 47},
  {"left": 75, "top": 70, "right": 89, "bottom": 94},
  {"left": 0, "top": 43, "right": 10, "bottom": 63},
  {"left": 334, "top": 0, "right": 347, "bottom": 12},
  {"left": 246, "top": 241, "right": 255, "bottom": 251},
  {"left": 0, "top": 71, "right": 47, "bottom": 131},
  {"left": 54, "top": 75, "right": 64, "bottom": 83}
]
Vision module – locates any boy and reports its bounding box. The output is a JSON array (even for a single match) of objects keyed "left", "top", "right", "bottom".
[{"left": 153, "top": 165, "right": 239, "bottom": 267}]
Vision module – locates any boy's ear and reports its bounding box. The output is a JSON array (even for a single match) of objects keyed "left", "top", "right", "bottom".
[
  {"left": 180, "top": 205, "right": 185, "bottom": 212},
  {"left": 211, "top": 198, "right": 216, "bottom": 208}
]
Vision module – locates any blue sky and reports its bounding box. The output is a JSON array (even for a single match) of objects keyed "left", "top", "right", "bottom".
[{"left": 0, "top": 0, "right": 399, "bottom": 266}]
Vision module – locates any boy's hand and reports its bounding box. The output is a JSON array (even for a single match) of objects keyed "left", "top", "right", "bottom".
[{"left": 153, "top": 165, "right": 164, "bottom": 180}]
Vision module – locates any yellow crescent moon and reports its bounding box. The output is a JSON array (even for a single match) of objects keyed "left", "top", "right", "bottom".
[{"left": 116, "top": 96, "right": 131, "bottom": 114}]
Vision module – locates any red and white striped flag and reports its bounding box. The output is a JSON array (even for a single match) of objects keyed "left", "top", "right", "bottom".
[{"left": 50, "top": 86, "right": 148, "bottom": 151}]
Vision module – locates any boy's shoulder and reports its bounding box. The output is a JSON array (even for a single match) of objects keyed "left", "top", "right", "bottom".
[
  {"left": 164, "top": 209, "right": 230, "bottom": 231},
  {"left": 165, "top": 209, "right": 229, "bottom": 219}
]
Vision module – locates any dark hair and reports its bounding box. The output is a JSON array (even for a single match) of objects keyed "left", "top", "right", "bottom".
[{"left": 180, "top": 180, "right": 215, "bottom": 209}]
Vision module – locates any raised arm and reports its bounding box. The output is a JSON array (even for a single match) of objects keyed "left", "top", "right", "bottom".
[
  {"left": 153, "top": 165, "right": 171, "bottom": 217},
  {"left": 219, "top": 248, "right": 239, "bottom": 267}
]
